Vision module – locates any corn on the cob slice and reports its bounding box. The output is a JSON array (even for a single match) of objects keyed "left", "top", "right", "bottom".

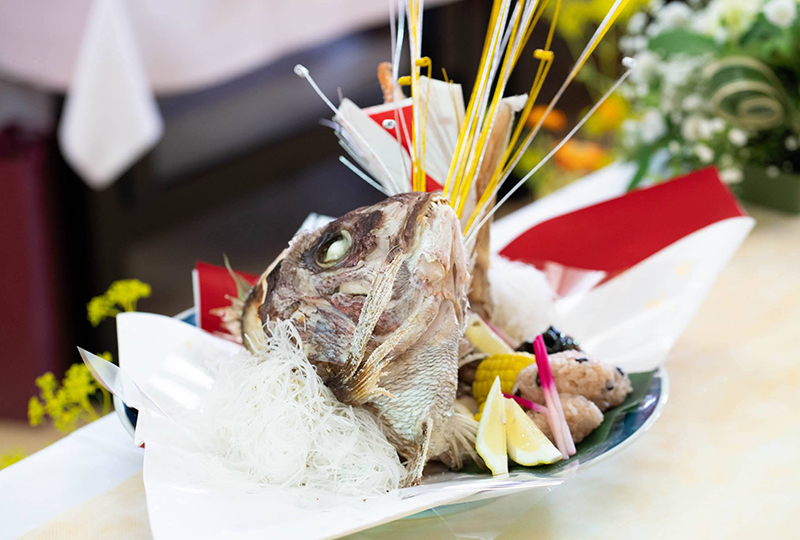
[{"left": 472, "top": 352, "right": 536, "bottom": 405}]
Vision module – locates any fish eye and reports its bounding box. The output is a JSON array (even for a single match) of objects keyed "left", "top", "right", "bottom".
[{"left": 316, "top": 230, "right": 352, "bottom": 267}]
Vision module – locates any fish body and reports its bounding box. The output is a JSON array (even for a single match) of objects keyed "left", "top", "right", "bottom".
[{"left": 240, "top": 192, "right": 477, "bottom": 483}]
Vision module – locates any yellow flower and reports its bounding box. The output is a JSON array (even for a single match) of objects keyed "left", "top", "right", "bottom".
[
  {"left": 87, "top": 295, "right": 118, "bottom": 327},
  {"left": 98, "top": 351, "right": 113, "bottom": 362},
  {"left": 28, "top": 397, "right": 45, "bottom": 426},
  {"left": 62, "top": 364, "right": 98, "bottom": 404},
  {"left": 105, "top": 279, "right": 151, "bottom": 312},
  {"left": 549, "top": 0, "right": 650, "bottom": 41},
  {"left": 87, "top": 279, "right": 151, "bottom": 326},
  {"left": 0, "top": 450, "right": 26, "bottom": 470},
  {"left": 583, "top": 93, "right": 630, "bottom": 136}
]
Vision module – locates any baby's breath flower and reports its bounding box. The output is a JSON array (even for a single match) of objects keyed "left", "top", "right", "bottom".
[
  {"left": 640, "top": 109, "right": 667, "bottom": 144},
  {"left": 627, "top": 12, "right": 649, "bottom": 34},
  {"left": 728, "top": 129, "right": 748, "bottom": 147},
  {"left": 695, "top": 143, "right": 715, "bottom": 163},
  {"left": 785, "top": 136, "right": 798, "bottom": 151},
  {"left": 682, "top": 94, "right": 703, "bottom": 112},
  {"left": 719, "top": 168, "right": 744, "bottom": 184},
  {"left": 764, "top": 0, "right": 797, "bottom": 29},
  {"left": 656, "top": 2, "right": 692, "bottom": 30}
]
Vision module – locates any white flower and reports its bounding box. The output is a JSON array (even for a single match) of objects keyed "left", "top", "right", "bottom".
[
  {"left": 641, "top": 109, "right": 668, "bottom": 144},
  {"left": 657, "top": 56, "right": 707, "bottom": 97},
  {"left": 620, "top": 35, "right": 648, "bottom": 54},
  {"left": 764, "top": 0, "right": 797, "bottom": 29},
  {"left": 691, "top": 0, "right": 759, "bottom": 43},
  {"left": 713, "top": 0, "right": 760, "bottom": 40},
  {"left": 682, "top": 115, "right": 702, "bottom": 141},
  {"left": 719, "top": 168, "right": 744, "bottom": 184},
  {"left": 648, "top": 0, "right": 666, "bottom": 14},
  {"left": 697, "top": 119, "right": 715, "bottom": 140},
  {"left": 785, "top": 136, "right": 799, "bottom": 151},
  {"left": 668, "top": 141, "right": 682, "bottom": 154},
  {"left": 694, "top": 143, "right": 715, "bottom": 163},
  {"left": 728, "top": 128, "right": 748, "bottom": 147},
  {"left": 709, "top": 118, "right": 726, "bottom": 134},
  {"left": 767, "top": 165, "right": 781, "bottom": 178},
  {"left": 682, "top": 94, "right": 703, "bottom": 111},
  {"left": 621, "top": 119, "right": 639, "bottom": 147},
  {"left": 645, "top": 22, "right": 663, "bottom": 37},
  {"left": 628, "top": 12, "right": 649, "bottom": 34},
  {"left": 630, "top": 50, "right": 660, "bottom": 87},
  {"left": 656, "top": 2, "right": 693, "bottom": 30},
  {"left": 691, "top": 4, "right": 728, "bottom": 43}
]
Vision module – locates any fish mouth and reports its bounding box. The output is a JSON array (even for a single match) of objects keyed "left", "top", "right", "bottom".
[{"left": 401, "top": 192, "right": 457, "bottom": 250}]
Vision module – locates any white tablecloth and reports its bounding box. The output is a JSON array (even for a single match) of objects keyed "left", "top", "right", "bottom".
[
  {"left": 0, "top": 0, "right": 443, "bottom": 94},
  {"left": 0, "top": 0, "right": 452, "bottom": 188}
]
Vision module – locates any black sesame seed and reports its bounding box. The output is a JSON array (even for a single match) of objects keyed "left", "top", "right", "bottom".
[
  {"left": 575, "top": 357, "right": 589, "bottom": 363},
  {"left": 616, "top": 366, "right": 625, "bottom": 375},
  {"left": 605, "top": 380, "right": 615, "bottom": 391},
  {"left": 536, "top": 374, "right": 541, "bottom": 387}
]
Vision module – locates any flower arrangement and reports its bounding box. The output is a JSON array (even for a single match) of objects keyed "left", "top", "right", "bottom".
[
  {"left": 514, "top": 0, "right": 648, "bottom": 196},
  {"left": 619, "top": 0, "right": 800, "bottom": 189},
  {"left": 27, "top": 280, "right": 151, "bottom": 434}
]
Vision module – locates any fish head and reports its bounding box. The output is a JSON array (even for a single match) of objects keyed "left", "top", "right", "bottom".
[{"left": 241, "top": 191, "right": 469, "bottom": 378}]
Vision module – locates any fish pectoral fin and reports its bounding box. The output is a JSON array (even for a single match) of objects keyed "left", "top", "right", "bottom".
[
  {"left": 332, "top": 317, "right": 413, "bottom": 404},
  {"left": 401, "top": 417, "right": 434, "bottom": 487},
  {"left": 348, "top": 370, "right": 392, "bottom": 404}
]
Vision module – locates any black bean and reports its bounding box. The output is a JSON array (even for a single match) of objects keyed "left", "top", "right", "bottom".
[{"left": 605, "top": 380, "right": 615, "bottom": 391}]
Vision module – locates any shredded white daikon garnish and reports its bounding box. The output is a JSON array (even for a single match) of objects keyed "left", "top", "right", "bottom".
[{"left": 198, "top": 320, "right": 405, "bottom": 497}]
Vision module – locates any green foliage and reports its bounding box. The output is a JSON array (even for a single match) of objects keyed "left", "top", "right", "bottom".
[
  {"left": 620, "top": 0, "right": 800, "bottom": 187},
  {"left": 648, "top": 30, "right": 717, "bottom": 56}
]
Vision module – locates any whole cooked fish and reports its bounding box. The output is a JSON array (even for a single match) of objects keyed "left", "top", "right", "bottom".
[{"left": 239, "top": 192, "right": 479, "bottom": 484}]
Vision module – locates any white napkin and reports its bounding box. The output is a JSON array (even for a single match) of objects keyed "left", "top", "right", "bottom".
[{"left": 59, "top": 0, "right": 163, "bottom": 189}]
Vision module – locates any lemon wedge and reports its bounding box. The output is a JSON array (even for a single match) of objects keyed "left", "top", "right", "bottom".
[
  {"left": 475, "top": 376, "right": 508, "bottom": 475},
  {"left": 504, "top": 398, "right": 562, "bottom": 466},
  {"left": 465, "top": 314, "right": 514, "bottom": 355}
]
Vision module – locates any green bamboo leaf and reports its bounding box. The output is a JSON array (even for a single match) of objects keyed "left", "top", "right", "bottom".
[{"left": 648, "top": 30, "right": 716, "bottom": 56}]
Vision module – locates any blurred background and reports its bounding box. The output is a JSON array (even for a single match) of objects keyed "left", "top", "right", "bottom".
[{"left": 2, "top": 0, "right": 799, "bottom": 465}]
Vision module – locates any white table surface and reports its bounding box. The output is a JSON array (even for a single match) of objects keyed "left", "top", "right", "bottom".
[{"left": 0, "top": 415, "right": 143, "bottom": 540}]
